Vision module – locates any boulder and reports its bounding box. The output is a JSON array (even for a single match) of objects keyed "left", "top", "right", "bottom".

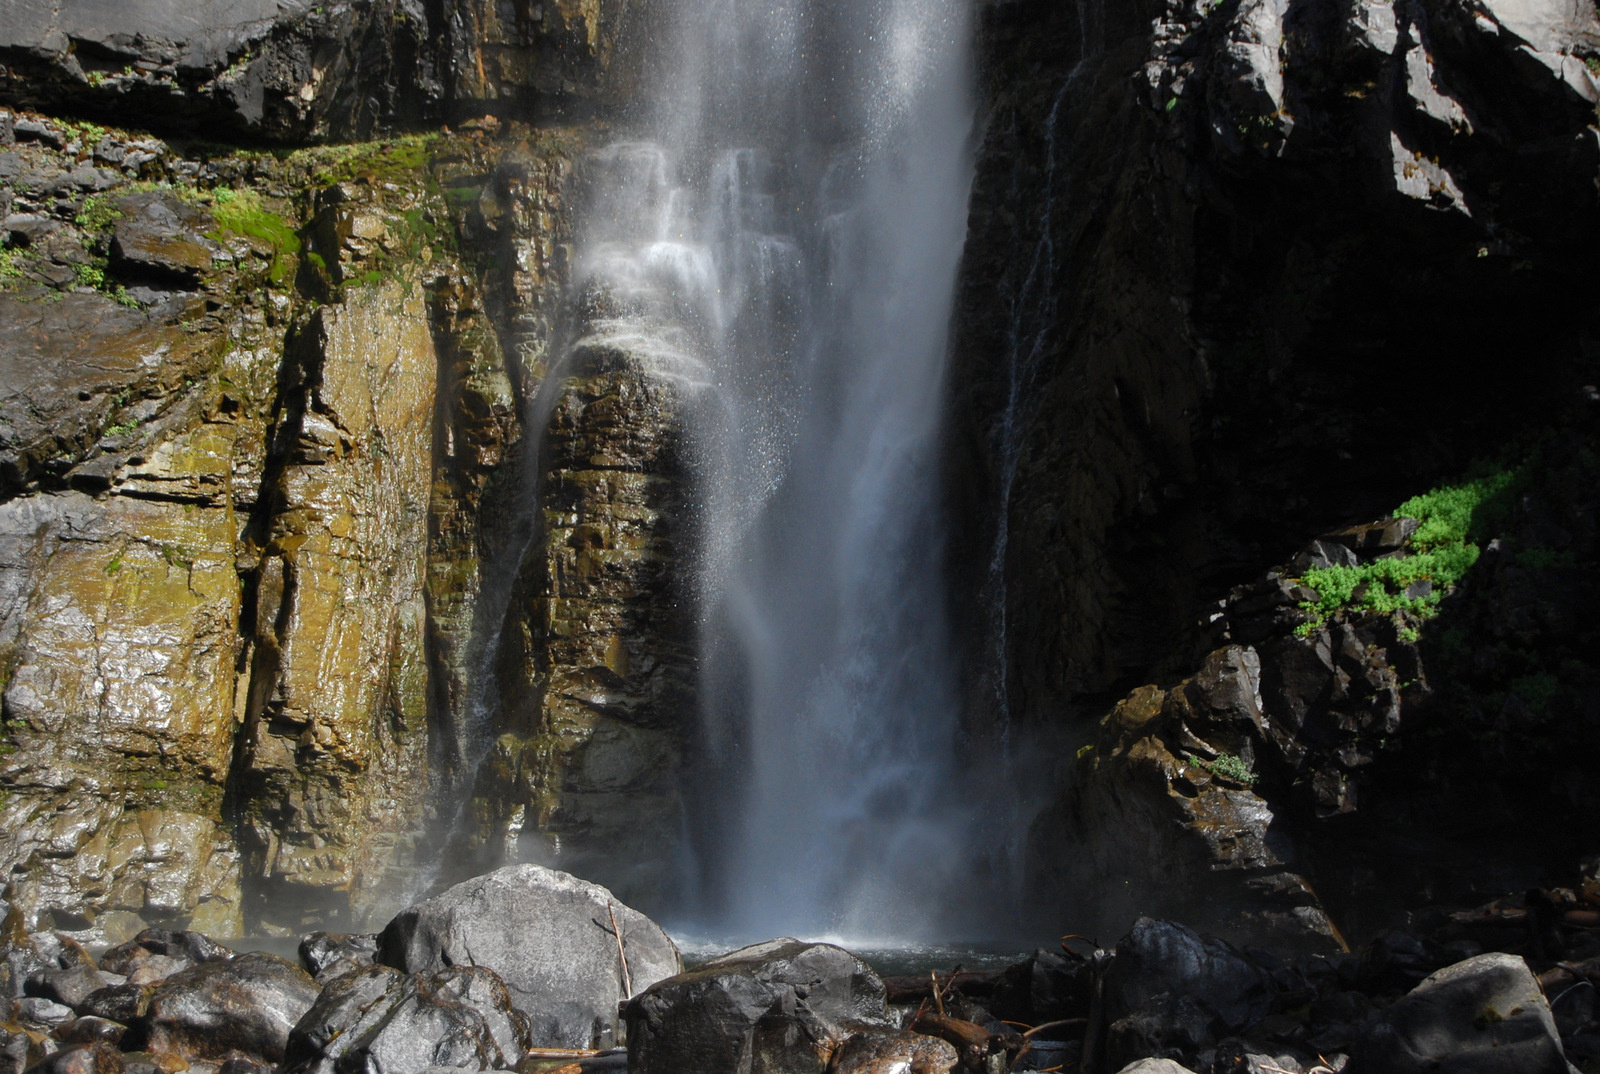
[
  {"left": 297, "top": 933, "right": 377, "bottom": 982},
  {"left": 827, "top": 1028, "right": 959, "bottom": 1074},
  {"left": 1114, "top": 1061, "right": 1199, "bottom": 1074},
  {"left": 377, "top": 865, "right": 681, "bottom": 1049},
  {"left": 24, "top": 964, "right": 108, "bottom": 1011},
  {"left": 98, "top": 931, "right": 232, "bottom": 980},
  {"left": 1353, "top": 952, "right": 1573, "bottom": 1073},
  {"left": 623, "top": 939, "right": 889, "bottom": 1074},
  {"left": 140, "top": 951, "right": 319, "bottom": 1065},
  {"left": 281, "top": 964, "right": 530, "bottom": 1074},
  {"left": 1100, "top": 918, "right": 1274, "bottom": 1068},
  {"left": 17, "top": 1043, "right": 124, "bottom": 1074}
]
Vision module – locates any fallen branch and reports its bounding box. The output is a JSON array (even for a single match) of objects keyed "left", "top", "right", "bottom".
[
  {"left": 912, "top": 1012, "right": 997, "bottom": 1068},
  {"left": 1023, "top": 1019, "right": 1087, "bottom": 1039},
  {"left": 608, "top": 902, "right": 633, "bottom": 1000}
]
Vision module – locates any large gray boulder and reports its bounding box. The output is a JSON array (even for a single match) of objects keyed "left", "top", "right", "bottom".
[
  {"left": 283, "top": 964, "right": 531, "bottom": 1074},
  {"left": 623, "top": 939, "right": 890, "bottom": 1074},
  {"left": 1354, "top": 952, "right": 1574, "bottom": 1073},
  {"left": 376, "top": 865, "right": 681, "bottom": 1050},
  {"left": 140, "top": 951, "right": 319, "bottom": 1065}
]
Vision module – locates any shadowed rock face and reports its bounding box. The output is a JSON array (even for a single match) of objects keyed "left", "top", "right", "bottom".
[
  {"left": 949, "top": 0, "right": 1600, "bottom": 727},
  {"left": 467, "top": 337, "right": 695, "bottom": 908},
  {"left": 623, "top": 939, "right": 889, "bottom": 1074},
  {"left": 0, "top": 0, "right": 635, "bottom": 143}
]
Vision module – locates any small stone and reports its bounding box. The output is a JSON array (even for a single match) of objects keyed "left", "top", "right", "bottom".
[
  {"left": 296, "top": 933, "right": 376, "bottom": 981},
  {"left": 17, "top": 997, "right": 76, "bottom": 1025},
  {"left": 829, "top": 1027, "right": 958, "bottom": 1073},
  {"left": 21, "top": 1042, "right": 124, "bottom": 1074},
  {"left": 54, "top": 1017, "right": 128, "bottom": 1046}
]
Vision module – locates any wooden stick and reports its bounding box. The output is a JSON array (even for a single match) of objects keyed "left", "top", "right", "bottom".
[
  {"left": 521, "top": 1048, "right": 614, "bottom": 1058},
  {"left": 608, "top": 902, "right": 633, "bottom": 1000},
  {"left": 1023, "top": 1019, "right": 1087, "bottom": 1039},
  {"left": 931, "top": 970, "right": 945, "bottom": 1017}
]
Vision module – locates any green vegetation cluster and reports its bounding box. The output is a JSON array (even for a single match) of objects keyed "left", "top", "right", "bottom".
[
  {"left": 207, "top": 187, "right": 300, "bottom": 286},
  {"left": 1294, "top": 465, "right": 1524, "bottom": 634},
  {"left": 1189, "top": 750, "right": 1258, "bottom": 785}
]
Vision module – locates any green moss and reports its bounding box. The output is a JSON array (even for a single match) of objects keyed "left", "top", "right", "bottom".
[
  {"left": 1210, "top": 752, "right": 1257, "bottom": 784},
  {"left": 1190, "top": 751, "right": 1258, "bottom": 784},
  {"left": 73, "top": 263, "right": 107, "bottom": 289},
  {"left": 285, "top": 134, "right": 438, "bottom": 187},
  {"left": 207, "top": 188, "right": 301, "bottom": 286}
]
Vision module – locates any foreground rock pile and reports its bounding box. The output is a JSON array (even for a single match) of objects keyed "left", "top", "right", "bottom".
[{"left": 2, "top": 863, "right": 1597, "bottom": 1074}]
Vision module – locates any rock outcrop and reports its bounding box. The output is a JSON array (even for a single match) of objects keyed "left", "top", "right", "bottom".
[
  {"left": 950, "top": 0, "right": 1600, "bottom": 731},
  {"left": 0, "top": 113, "right": 599, "bottom": 939},
  {"left": 623, "top": 939, "right": 890, "bottom": 1074},
  {"left": 377, "top": 864, "right": 682, "bottom": 1050},
  {"left": 0, "top": 0, "right": 637, "bottom": 143}
]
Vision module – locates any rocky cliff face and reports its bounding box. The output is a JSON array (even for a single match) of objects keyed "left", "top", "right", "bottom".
[
  {"left": 0, "top": 110, "right": 620, "bottom": 938},
  {"left": 0, "top": 0, "right": 634, "bottom": 143},
  {"left": 3, "top": 0, "right": 1599, "bottom": 947},
  {"left": 952, "top": 0, "right": 1600, "bottom": 942},
  {"left": 953, "top": 0, "right": 1600, "bottom": 722}
]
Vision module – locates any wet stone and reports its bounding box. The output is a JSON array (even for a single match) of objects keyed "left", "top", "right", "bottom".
[
  {"left": 624, "top": 938, "right": 888, "bottom": 1074},
  {"left": 16, "top": 997, "right": 75, "bottom": 1026},
  {"left": 21, "top": 1043, "right": 125, "bottom": 1074},
  {"left": 109, "top": 193, "right": 217, "bottom": 286},
  {"left": 53, "top": 1017, "right": 127, "bottom": 1046},
  {"left": 25, "top": 964, "right": 109, "bottom": 1011},
  {"left": 281, "top": 964, "right": 529, "bottom": 1074},
  {"left": 828, "top": 1027, "right": 959, "bottom": 1074},
  {"left": 115, "top": 1053, "right": 187, "bottom": 1074},
  {"left": 297, "top": 933, "right": 377, "bottom": 982},
  {"left": 76, "top": 984, "right": 156, "bottom": 1026},
  {"left": 141, "top": 952, "right": 318, "bottom": 1065}
]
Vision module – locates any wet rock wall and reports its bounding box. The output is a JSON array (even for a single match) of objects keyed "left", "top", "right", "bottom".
[
  {"left": 953, "top": 0, "right": 1600, "bottom": 944},
  {"left": 0, "top": 112, "right": 620, "bottom": 938},
  {"left": 952, "top": 0, "right": 1600, "bottom": 723}
]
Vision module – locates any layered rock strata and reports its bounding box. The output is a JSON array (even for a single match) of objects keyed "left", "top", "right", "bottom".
[
  {"left": 0, "top": 0, "right": 635, "bottom": 142},
  {"left": 0, "top": 113, "right": 638, "bottom": 937}
]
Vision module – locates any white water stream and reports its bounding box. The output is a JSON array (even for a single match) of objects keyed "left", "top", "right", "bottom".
[{"left": 570, "top": 0, "right": 981, "bottom": 940}]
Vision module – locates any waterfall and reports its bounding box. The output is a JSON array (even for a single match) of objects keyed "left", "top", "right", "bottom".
[{"left": 571, "top": 0, "right": 979, "bottom": 940}]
